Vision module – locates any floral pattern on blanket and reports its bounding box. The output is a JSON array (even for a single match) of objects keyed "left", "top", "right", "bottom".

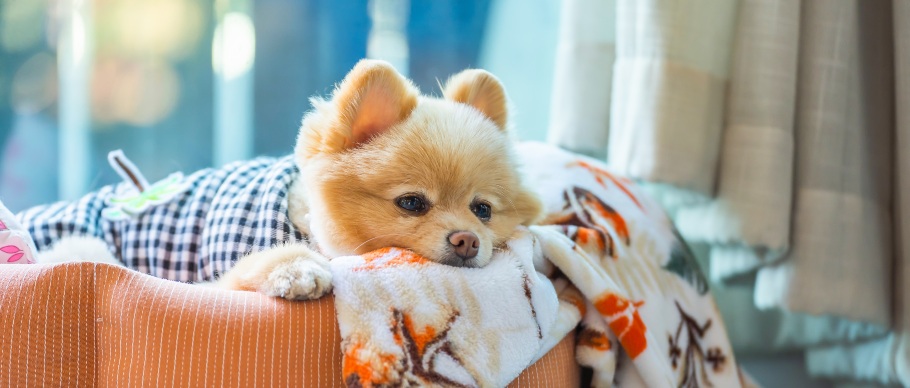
[
  {"left": 342, "top": 309, "right": 467, "bottom": 388},
  {"left": 331, "top": 143, "right": 746, "bottom": 388},
  {"left": 521, "top": 142, "right": 742, "bottom": 387},
  {"left": 330, "top": 242, "right": 559, "bottom": 388}
]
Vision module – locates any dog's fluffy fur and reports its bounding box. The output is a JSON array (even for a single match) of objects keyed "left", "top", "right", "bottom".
[
  {"left": 37, "top": 236, "right": 121, "bottom": 266},
  {"left": 217, "top": 60, "right": 542, "bottom": 299}
]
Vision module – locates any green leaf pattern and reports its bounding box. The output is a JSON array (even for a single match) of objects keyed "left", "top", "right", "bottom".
[{"left": 101, "top": 151, "right": 190, "bottom": 221}]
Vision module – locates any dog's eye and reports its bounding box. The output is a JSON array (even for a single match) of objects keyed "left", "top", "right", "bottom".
[
  {"left": 396, "top": 194, "right": 428, "bottom": 214},
  {"left": 471, "top": 201, "right": 492, "bottom": 221}
]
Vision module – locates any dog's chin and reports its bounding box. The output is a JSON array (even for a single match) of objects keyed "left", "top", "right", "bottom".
[{"left": 436, "top": 254, "right": 485, "bottom": 269}]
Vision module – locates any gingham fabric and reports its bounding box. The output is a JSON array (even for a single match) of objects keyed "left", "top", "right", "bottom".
[{"left": 17, "top": 156, "right": 306, "bottom": 282}]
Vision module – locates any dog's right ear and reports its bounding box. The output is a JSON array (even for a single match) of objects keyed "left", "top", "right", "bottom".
[
  {"left": 297, "top": 59, "right": 419, "bottom": 158},
  {"left": 443, "top": 69, "right": 508, "bottom": 130}
]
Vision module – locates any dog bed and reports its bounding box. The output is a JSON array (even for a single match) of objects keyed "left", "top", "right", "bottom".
[{"left": 0, "top": 262, "right": 579, "bottom": 387}]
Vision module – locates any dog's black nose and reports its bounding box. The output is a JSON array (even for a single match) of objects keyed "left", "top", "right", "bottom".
[{"left": 448, "top": 231, "right": 479, "bottom": 259}]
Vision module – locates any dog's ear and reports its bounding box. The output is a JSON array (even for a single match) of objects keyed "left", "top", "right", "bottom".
[
  {"left": 298, "top": 59, "right": 418, "bottom": 157},
  {"left": 443, "top": 69, "right": 508, "bottom": 130}
]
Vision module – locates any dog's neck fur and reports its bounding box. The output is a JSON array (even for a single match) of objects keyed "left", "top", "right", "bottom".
[{"left": 287, "top": 178, "right": 313, "bottom": 244}]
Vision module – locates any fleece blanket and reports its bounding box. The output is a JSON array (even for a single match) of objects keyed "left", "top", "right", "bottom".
[
  {"left": 330, "top": 234, "right": 560, "bottom": 387},
  {"left": 2, "top": 143, "right": 747, "bottom": 387},
  {"left": 328, "top": 142, "right": 747, "bottom": 387}
]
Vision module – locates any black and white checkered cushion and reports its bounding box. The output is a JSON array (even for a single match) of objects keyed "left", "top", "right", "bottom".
[{"left": 18, "top": 156, "right": 306, "bottom": 282}]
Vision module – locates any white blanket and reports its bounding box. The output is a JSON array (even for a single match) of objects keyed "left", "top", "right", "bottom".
[{"left": 329, "top": 142, "right": 749, "bottom": 387}]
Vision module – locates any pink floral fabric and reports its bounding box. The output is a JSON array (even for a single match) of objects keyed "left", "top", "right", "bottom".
[{"left": 0, "top": 201, "right": 36, "bottom": 264}]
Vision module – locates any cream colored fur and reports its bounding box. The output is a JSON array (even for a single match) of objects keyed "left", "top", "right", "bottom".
[
  {"left": 218, "top": 60, "right": 542, "bottom": 300},
  {"left": 37, "top": 236, "right": 122, "bottom": 266}
]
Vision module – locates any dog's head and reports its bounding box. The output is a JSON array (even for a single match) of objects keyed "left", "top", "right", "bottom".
[{"left": 294, "top": 59, "right": 542, "bottom": 267}]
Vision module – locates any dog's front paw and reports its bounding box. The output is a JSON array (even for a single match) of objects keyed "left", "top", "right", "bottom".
[{"left": 261, "top": 258, "right": 333, "bottom": 300}]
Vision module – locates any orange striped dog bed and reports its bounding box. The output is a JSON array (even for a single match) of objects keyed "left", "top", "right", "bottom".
[{"left": 0, "top": 262, "right": 579, "bottom": 387}]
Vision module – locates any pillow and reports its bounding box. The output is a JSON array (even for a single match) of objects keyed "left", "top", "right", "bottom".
[{"left": 0, "top": 262, "right": 579, "bottom": 387}]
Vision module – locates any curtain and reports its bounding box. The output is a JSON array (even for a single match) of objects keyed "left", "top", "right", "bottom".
[
  {"left": 549, "top": 0, "right": 910, "bottom": 385},
  {"left": 807, "top": 1, "right": 910, "bottom": 383},
  {"left": 547, "top": 0, "right": 616, "bottom": 157}
]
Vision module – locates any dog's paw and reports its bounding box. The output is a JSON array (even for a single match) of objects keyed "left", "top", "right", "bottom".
[{"left": 261, "top": 258, "right": 333, "bottom": 300}]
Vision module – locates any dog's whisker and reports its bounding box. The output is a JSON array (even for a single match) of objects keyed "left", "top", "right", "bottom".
[{"left": 435, "top": 77, "right": 446, "bottom": 96}]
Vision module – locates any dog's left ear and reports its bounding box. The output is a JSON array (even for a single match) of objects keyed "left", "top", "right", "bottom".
[
  {"left": 297, "top": 59, "right": 419, "bottom": 158},
  {"left": 334, "top": 60, "right": 419, "bottom": 147},
  {"left": 443, "top": 69, "right": 508, "bottom": 130}
]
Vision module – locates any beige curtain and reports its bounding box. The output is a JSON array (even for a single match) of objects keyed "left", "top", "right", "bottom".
[
  {"left": 606, "top": 0, "right": 738, "bottom": 197},
  {"left": 547, "top": 0, "right": 616, "bottom": 158},
  {"left": 548, "top": 0, "right": 910, "bottom": 385},
  {"left": 805, "top": 1, "right": 910, "bottom": 383},
  {"left": 676, "top": 0, "right": 797, "bottom": 281}
]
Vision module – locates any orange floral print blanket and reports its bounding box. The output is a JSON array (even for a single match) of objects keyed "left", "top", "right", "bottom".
[{"left": 329, "top": 142, "right": 751, "bottom": 387}]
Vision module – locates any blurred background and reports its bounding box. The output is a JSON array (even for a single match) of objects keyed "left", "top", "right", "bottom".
[
  {"left": 2, "top": 0, "right": 908, "bottom": 387},
  {"left": 0, "top": 0, "right": 558, "bottom": 211}
]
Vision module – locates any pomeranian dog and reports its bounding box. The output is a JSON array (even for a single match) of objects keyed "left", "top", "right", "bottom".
[{"left": 214, "top": 59, "right": 542, "bottom": 299}]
